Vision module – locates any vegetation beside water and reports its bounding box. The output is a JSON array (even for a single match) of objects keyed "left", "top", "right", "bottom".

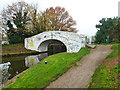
[
  {"left": 6, "top": 47, "right": 90, "bottom": 88},
  {"left": 89, "top": 44, "right": 119, "bottom": 88},
  {"left": 2, "top": 44, "right": 38, "bottom": 56}
]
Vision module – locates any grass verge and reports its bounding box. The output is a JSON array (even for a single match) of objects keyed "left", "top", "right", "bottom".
[
  {"left": 106, "top": 44, "right": 119, "bottom": 59},
  {"left": 5, "top": 47, "right": 90, "bottom": 88},
  {"left": 89, "top": 44, "right": 120, "bottom": 88}
]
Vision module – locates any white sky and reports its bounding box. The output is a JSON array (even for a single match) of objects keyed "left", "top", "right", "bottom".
[{"left": 0, "top": 0, "right": 119, "bottom": 36}]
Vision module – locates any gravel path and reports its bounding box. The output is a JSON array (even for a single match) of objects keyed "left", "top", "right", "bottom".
[{"left": 46, "top": 45, "right": 112, "bottom": 88}]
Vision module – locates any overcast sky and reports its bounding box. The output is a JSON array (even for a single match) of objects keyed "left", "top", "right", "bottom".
[{"left": 0, "top": 0, "right": 119, "bottom": 36}]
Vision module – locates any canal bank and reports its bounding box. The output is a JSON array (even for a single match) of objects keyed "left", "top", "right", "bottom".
[
  {"left": 1, "top": 43, "right": 82, "bottom": 88},
  {"left": 1, "top": 43, "right": 46, "bottom": 88},
  {"left": 2, "top": 44, "right": 39, "bottom": 57},
  {"left": 3, "top": 47, "right": 90, "bottom": 88},
  {"left": 1, "top": 52, "right": 49, "bottom": 87}
]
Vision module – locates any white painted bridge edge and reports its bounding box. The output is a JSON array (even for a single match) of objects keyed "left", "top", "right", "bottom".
[{"left": 25, "top": 31, "right": 86, "bottom": 53}]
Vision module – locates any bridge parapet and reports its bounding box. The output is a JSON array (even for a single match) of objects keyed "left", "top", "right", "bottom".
[{"left": 25, "top": 31, "right": 86, "bottom": 53}]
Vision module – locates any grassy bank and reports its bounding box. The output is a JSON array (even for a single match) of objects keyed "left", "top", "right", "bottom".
[
  {"left": 106, "top": 44, "right": 119, "bottom": 59},
  {"left": 2, "top": 44, "right": 38, "bottom": 56},
  {"left": 5, "top": 47, "right": 90, "bottom": 88},
  {"left": 89, "top": 44, "right": 119, "bottom": 88}
]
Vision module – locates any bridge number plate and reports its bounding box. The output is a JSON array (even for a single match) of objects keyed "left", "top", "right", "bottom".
[
  {"left": 29, "top": 42, "right": 34, "bottom": 47},
  {"left": 30, "top": 59, "right": 35, "bottom": 63}
]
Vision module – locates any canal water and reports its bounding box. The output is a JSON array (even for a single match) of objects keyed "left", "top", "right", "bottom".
[
  {"left": 0, "top": 53, "right": 48, "bottom": 86},
  {"left": 0, "top": 44, "right": 67, "bottom": 87}
]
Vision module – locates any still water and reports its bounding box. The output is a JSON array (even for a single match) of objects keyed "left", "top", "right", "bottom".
[
  {"left": 0, "top": 44, "right": 67, "bottom": 87},
  {"left": 0, "top": 53, "right": 48, "bottom": 86}
]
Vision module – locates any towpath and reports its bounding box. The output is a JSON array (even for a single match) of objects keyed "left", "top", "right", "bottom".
[{"left": 46, "top": 45, "right": 112, "bottom": 88}]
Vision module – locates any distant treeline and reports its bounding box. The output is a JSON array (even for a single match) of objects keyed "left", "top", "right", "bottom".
[
  {"left": 1, "top": 1, "right": 77, "bottom": 44},
  {"left": 95, "top": 17, "right": 120, "bottom": 43}
]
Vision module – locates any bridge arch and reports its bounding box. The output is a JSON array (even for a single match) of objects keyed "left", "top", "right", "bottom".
[{"left": 38, "top": 39, "right": 67, "bottom": 53}]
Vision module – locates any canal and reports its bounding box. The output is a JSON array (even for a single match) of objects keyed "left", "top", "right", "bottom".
[{"left": 0, "top": 44, "right": 67, "bottom": 87}]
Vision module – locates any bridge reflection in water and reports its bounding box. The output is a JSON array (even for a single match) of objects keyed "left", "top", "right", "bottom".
[{"left": 0, "top": 44, "right": 66, "bottom": 87}]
